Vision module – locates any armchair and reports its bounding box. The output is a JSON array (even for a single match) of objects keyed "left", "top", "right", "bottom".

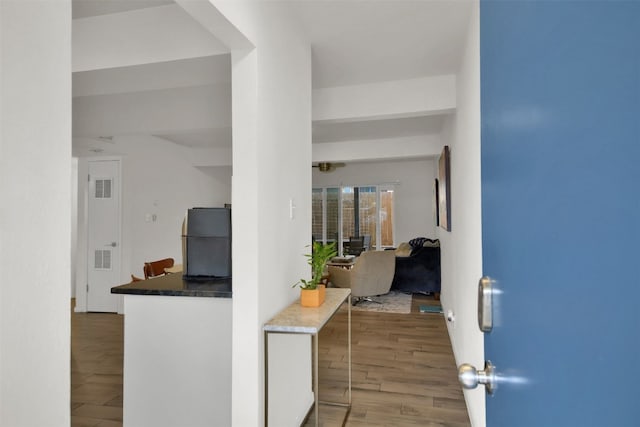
[{"left": 328, "top": 250, "right": 395, "bottom": 304}]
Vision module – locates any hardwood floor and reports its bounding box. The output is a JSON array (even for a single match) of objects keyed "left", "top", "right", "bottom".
[
  {"left": 71, "top": 300, "right": 123, "bottom": 427},
  {"left": 303, "top": 295, "right": 470, "bottom": 426},
  {"left": 70, "top": 296, "right": 469, "bottom": 427}
]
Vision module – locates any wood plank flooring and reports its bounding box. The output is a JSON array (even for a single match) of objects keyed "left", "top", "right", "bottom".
[
  {"left": 303, "top": 295, "right": 470, "bottom": 426},
  {"left": 71, "top": 300, "right": 123, "bottom": 427},
  {"left": 70, "top": 296, "right": 469, "bottom": 427}
]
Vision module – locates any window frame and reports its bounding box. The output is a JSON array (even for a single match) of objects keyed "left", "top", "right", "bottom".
[{"left": 312, "top": 184, "right": 395, "bottom": 253}]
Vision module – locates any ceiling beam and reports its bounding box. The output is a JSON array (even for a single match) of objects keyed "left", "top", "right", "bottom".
[
  {"left": 313, "top": 134, "right": 442, "bottom": 163},
  {"left": 312, "top": 75, "right": 456, "bottom": 123},
  {"left": 72, "top": 84, "right": 230, "bottom": 138}
]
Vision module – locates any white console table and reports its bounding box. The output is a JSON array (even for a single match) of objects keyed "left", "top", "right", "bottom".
[{"left": 264, "top": 288, "right": 352, "bottom": 426}]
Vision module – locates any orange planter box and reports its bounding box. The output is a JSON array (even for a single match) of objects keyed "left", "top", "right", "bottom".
[{"left": 300, "top": 285, "right": 326, "bottom": 307}]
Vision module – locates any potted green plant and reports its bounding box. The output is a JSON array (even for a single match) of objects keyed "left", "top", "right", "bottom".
[{"left": 293, "top": 241, "right": 337, "bottom": 307}]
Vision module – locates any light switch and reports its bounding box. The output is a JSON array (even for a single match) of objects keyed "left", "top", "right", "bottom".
[{"left": 289, "top": 198, "right": 295, "bottom": 220}]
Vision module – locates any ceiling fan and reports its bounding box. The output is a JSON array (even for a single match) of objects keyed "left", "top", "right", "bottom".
[{"left": 312, "top": 162, "right": 346, "bottom": 172}]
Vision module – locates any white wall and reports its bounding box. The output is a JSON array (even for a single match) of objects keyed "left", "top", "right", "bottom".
[
  {"left": 74, "top": 136, "right": 231, "bottom": 311},
  {"left": 436, "top": 3, "right": 485, "bottom": 427},
  {"left": 312, "top": 158, "right": 437, "bottom": 245},
  {"left": 118, "top": 135, "right": 231, "bottom": 278},
  {"left": 267, "top": 334, "right": 314, "bottom": 426},
  {"left": 0, "top": 1, "right": 71, "bottom": 425}
]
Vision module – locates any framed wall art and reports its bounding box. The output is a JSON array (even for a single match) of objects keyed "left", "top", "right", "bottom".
[
  {"left": 438, "top": 145, "right": 451, "bottom": 231},
  {"left": 433, "top": 178, "right": 440, "bottom": 227}
]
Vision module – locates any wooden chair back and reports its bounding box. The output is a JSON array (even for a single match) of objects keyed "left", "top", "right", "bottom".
[{"left": 143, "top": 258, "right": 175, "bottom": 279}]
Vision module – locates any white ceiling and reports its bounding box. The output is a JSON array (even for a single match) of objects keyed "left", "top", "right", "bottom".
[
  {"left": 72, "top": 0, "right": 472, "bottom": 157},
  {"left": 289, "top": 1, "right": 473, "bottom": 89}
]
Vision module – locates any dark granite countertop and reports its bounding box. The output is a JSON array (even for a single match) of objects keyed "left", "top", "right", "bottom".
[{"left": 111, "top": 273, "right": 232, "bottom": 298}]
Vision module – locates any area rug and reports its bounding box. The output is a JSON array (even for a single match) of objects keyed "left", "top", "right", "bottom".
[{"left": 350, "top": 291, "right": 412, "bottom": 314}]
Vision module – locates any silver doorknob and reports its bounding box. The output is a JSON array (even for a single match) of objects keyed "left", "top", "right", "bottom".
[
  {"left": 105, "top": 242, "right": 117, "bottom": 247},
  {"left": 458, "top": 360, "right": 497, "bottom": 395}
]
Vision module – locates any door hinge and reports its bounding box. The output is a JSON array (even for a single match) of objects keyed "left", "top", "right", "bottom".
[
  {"left": 88, "top": 174, "right": 90, "bottom": 182},
  {"left": 86, "top": 283, "right": 89, "bottom": 292}
]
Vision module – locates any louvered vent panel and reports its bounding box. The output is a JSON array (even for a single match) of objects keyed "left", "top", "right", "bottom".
[
  {"left": 95, "top": 180, "right": 104, "bottom": 198},
  {"left": 94, "top": 250, "right": 112, "bottom": 270},
  {"left": 103, "top": 179, "right": 112, "bottom": 198},
  {"left": 94, "top": 250, "right": 103, "bottom": 269},
  {"left": 103, "top": 250, "right": 111, "bottom": 269},
  {"left": 94, "top": 179, "right": 113, "bottom": 199}
]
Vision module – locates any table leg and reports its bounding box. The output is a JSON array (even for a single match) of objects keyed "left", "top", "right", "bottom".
[
  {"left": 348, "top": 294, "right": 352, "bottom": 406},
  {"left": 314, "top": 333, "right": 319, "bottom": 427},
  {"left": 264, "top": 331, "right": 269, "bottom": 426}
]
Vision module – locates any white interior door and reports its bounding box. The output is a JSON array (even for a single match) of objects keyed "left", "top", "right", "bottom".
[{"left": 87, "top": 159, "right": 121, "bottom": 312}]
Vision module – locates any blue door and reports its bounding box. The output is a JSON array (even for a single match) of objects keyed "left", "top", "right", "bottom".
[{"left": 481, "top": 1, "right": 640, "bottom": 426}]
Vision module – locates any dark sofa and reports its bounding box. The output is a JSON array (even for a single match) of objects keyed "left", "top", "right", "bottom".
[{"left": 391, "top": 238, "right": 441, "bottom": 296}]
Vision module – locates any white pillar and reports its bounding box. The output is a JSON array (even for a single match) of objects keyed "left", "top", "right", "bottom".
[
  {"left": 175, "top": 2, "right": 313, "bottom": 424},
  {"left": 0, "top": 1, "right": 71, "bottom": 425}
]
